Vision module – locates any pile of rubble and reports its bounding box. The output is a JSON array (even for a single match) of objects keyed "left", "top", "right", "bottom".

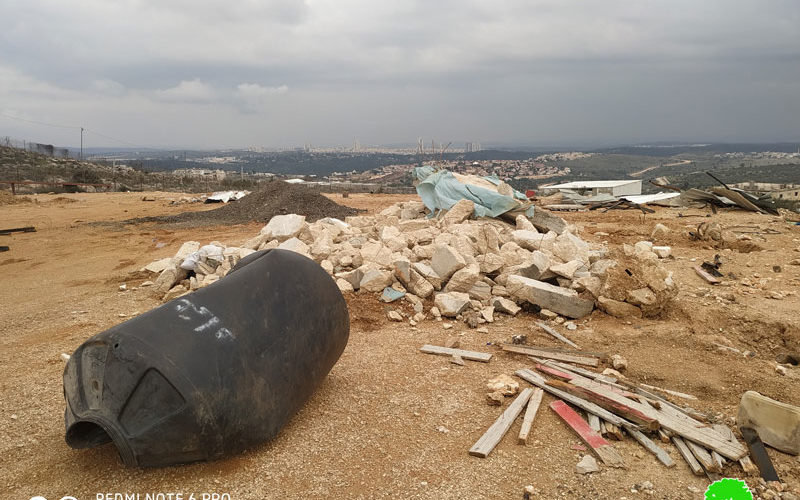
[{"left": 142, "top": 199, "right": 678, "bottom": 324}]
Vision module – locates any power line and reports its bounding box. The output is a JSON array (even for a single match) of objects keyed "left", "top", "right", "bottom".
[
  {"left": 0, "top": 111, "right": 155, "bottom": 150},
  {"left": 0, "top": 112, "right": 80, "bottom": 130}
]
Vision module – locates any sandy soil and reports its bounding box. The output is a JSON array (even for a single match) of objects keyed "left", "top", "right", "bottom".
[{"left": 1, "top": 192, "right": 799, "bottom": 499}]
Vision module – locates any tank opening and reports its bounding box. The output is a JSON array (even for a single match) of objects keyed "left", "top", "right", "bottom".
[{"left": 66, "top": 420, "right": 113, "bottom": 449}]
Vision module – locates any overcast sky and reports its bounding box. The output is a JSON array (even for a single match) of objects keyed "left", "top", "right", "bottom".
[{"left": 1, "top": 0, "right": 799, "bottom": 149}]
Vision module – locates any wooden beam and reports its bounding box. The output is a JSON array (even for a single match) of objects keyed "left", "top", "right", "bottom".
[
  {"left": 535, "top": 321, "right": 579, "bottom": 349},
  {"left": 550, "top": 400, "right": 626, "bottom": 468},
  {"left": 567, "top": 377, "right": 747, "bottom": 460},
  {"left": 518, "top": 388, "right": 544, "bottom": 445},
  {"left": 532, "top": 357, "right": 622, "bottom": 387},
  {"left": 548, "top": 379, "right": 660, "bottom": 431},
  {"left": 672, "top": 436, "right": 705, "bottom": 476},
  {"left": 515, "top": 369, "right": 636, "bottom": 429},
  {"left": 469, "top": 388, "right": 534, "bottom": 458},
  {"left": 420, "top": 344, "right": 492, "bottom": 362},
  {"left": 625, "top": 427, "right": 675, "bottom": 468},
  {"left": 587, "top": 413, "right": 601, "bottom": 433},
  {"left": 503, "top": 344, "right": 599, "bottom": 367},
  {"left": 640, "top": 383, "right": 698, "bottom": 401},
  {"left": 686, "top": 440, "right": 720, "bottom": 473},
  {"left": 694, "top": 265, "right": 721, "bottom": 284}
]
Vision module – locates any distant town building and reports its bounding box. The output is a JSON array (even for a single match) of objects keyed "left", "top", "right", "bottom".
[{"left": 542, "top": 180, "right": 642, "bottom": 197}]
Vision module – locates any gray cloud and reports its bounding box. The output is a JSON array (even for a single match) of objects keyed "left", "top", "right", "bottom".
[{"left": 0, "top": 0, "right": 798, "bottom": 148}]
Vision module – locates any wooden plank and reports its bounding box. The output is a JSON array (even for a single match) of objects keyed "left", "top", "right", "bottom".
[
  {"left": 694, "top": 265, "right": 721, "bottom": 284},
  {"left": 550, "top": 400, "right": 626, "bottom": 468},
  {"left": 713, "top": 424, "right": 757, "bottom": 474},
  {"left": 0, "top": 226, "right": 36, "bottom": 235},
  {"left": 672, "top": 436, "right": 705, "bottom": 476},
  {"left": 604, "top": 422, "right": 624, "bottom": 441},
  {"left": 518, "top": 388, "right": 544, "bottom": 444},
  {"left": 625, "top": 427, "right": 676, "bottom": 468},
  {"left": 520, "top": 343, "right": 607, "bottom": 359},
  {"left": 711, "top": 451, "right": 726, "bottom": 470},
  {"left": 587, "top": 413, "right": 601, "bottom": 433},
  {"left": 515, "top": 369, "right": 636, "bottom": 429},
  {"left": 548, "top": 379, "right": 660, "bottom": 431},
  {"left": 420, "top": 344, "right": 492, "bottom": 362},
  {"left": 740, "top": 427, "right": 780, "bottom": 482},
  {"left": 469, "top": 388, "right": 534, "bottom": 458},
  {"left": 640, "top": 383, "right": 698, "bottom": 401},
  {"left": 535, "top": 321, "right": 579, "bottom": 349},
  {"left": 532, "top": 357, "right": 622, "bottom": 387},
  {"left": 567, "top": 377, "right": 747, "bottom": 460},
  {"left": 502, "top": 344, "right": 599, "bottom": 367},
  {"left": 658, "top": 429, "right": 672, "bottom": 443},
  {"left": 686, "top": 440, "right": 720, "bottom": 473}
]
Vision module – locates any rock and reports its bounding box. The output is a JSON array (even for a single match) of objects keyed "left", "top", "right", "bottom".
[
  {"left": 652, "top": 246, "right": 671, "bottom": 259},
  {"left": 737, "top": 390, "right": 800, "bottom": 455},
  {"left": 174, "top": 241, "right": 200, "bottom": 259},
  {"left": 144, "top": 257, "right": 175, "bottom": 274},
  {"left": 552, "top": 232, "right": 589, "bottom": 264},
  {"left": 444, "top": 264, "right": 481, "bottom": 293},
  {"left": 487, "top": 374, "right": 519, "bottom": 396},
  {"left": 574, "top": 276, "right": 602, "bottom": 298},
  {"left": 492, "top": 285, "right": 509, "bottom": 297},
  {"left": 651, "top": 223, "right": 670, "bottom": 241},
  {"left": 512, "top": 334, "right": 527, "bottom": 344},
  {"left": 401, "top": 269, "right": 435, "bottom": 299},
  {"left": 468, "top": 281, "right": 492, "bottom": 301},
  {"left": 434, "top": 292, "right": 471, "bottom": 317},
  {"left": 611, "top": 354, "right": 628, "bottom": 371},
  {"left": 242, "top": 233, "right": 268, "bottom": 250},
  {"left": 626, "top": 288, "right": 657, "bottom": 308},
  {"left": 549, "top": 260, "right": 583, "bottom": 279},
  {"left": 463, "top": 310, "right": 479, "bottom": 328},
  {"left": 597, "top": 296, "right": 643, "bottom": 319},
  {"left": 341, "top": 267, "right": 365, "bottom": 290},
  {"left": 431, "top": 306, "right": 441, "bottom": 318},
  {"left": 442, "top": 322, "right": 453, "bottom": 330},
  {"left": 789, "top": 259, "right": 800, "bottom": 266},
  {"left": 475, "top": 224, "right": 501, "bottom": 254},
  {"left": 360, "top": 241, "right": 394, "bottom": 267},
  {"left": 387, "top": 310, "right": 403, "bottom": 321},
  {"left": 336, "top": 278, "right": 354, "bottom": 292},
  {"left": 566, "top": 322, "right": 577, "bottom": 331},
  {"left": 140, "top": 280, "right": 154, "bottom": 287},
  {"left": 602, "top": 368, "right": 625, "bottom": 379},
  {"left": 539, "top": 309, "right": 558, "bottom": 320},
  {"left": 477, "top": 253, "right": 505, "bottom": 274},
  {"left": 431, "top": 245, "right": 466, "bottom": 281},
  {"left": 486, "top": 391, "right": 505, "bottom": 406},
  {"left": 320, "top": 259, "right": 334, "bottom": 274},
  {"left": 381, "top": 286, "right": 406, "bottom": 303},
  {"left": 512, "top": 251, "right": 551, "bottom": 280},
  {"left": 442, "top": 199, "right": 475, "bottom": 225},
  {"left": 776, "top": 365, "right": 788, "bottom": 376},
  {"left": 481, "top": 306, "right": 495, "bottom": 323},
  {"left": 162, "top": 284, "right": 188, "bottom": 302},
  {"left": 507, "top": 275, "right": 594, "bottom": 319},
  {"left": 576, "top": 455, "right": 600, "bottom": 474},
  {"left": 493, "top": 296, "right": 521, "bottom": 316},
  {"left": 511, "top": 230, "right": 543, "bottom": 251},
  {"left": 260, "top": 214, "right": 306, "bottom": 241},
  {"left": 360, "top": 270, "right": 393, "bottom": 293},
  {"left": 633, "top": 240, "right": 658, "bottom": 261},
  {"left": 154, "top": 266, "right": 188, "bottom": 295},
  {"left": 277, "top": 237, "right": 310, "bottom": 256},
  {"left": 589, "top": 259, "right": 617, "bottom": 278},
  {"left": 516, "top": 214, "right": 536, "bottom": 231}
]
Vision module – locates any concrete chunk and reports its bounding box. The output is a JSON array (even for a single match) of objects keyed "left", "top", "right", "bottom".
[
  {"left": 434, "top": 292, "right": 471, "bottom": 317},
  {"left": 360, "top": 269, "right": 394, "bottom": 293},
  {"left": 442, "top": 199, "right": 475, "bottom": 225},
  {"left": 493, "top": 296, "right": 521, "bottom": 316},
  {"left": 550, "top": 259, "right": 583, "bottom": 279},
  {"left": 738, "top": 391, "right": 800, "bottom": 455},
  {"left": 431, "top": 244, "right": 466, "bottom": 281},
  {"left": 277, "top": 237, "right": 310, "bottom": 256},
  {"left": 261, "top": 214, "right": 307, "bottom": 241},
  {"left": 413, "top": 262, "right": 443, "bottom": 290},
  {"left": 597, "top": 296, "right": 642, "bottom": 318},
  {"left": 507, "top": 275, "right": 594, "bottom": 319},
  {"left": 444, "top": 263, "right": 481, "bottom": 293}
]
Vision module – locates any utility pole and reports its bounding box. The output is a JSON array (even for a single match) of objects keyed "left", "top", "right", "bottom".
[{"left": 80, "top": 127, "right": 84, "bottom": 160}]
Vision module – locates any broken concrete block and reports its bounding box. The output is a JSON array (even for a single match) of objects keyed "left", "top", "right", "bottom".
[
  {"left": 475, "top": 224, "right": 501, "bottom": 254},
  {"left": 492, "top": 285, "right": 509, "bottom": 297},
  {"left": 336, "top": 278, "right": 354, "bottom": 292},
  {"left": 144, "top": 257, "right": 175, "bottom": 274},
  {"left": 486, "top": 374, "right": 519, "bottom": 396},
  {"left": 242, "top": 233, "right": 268, "bottom": 250},
  {"left": 174, "top": 241, "right": 200, "bottom": 260},
  {"left": 434, "top": 292, "right": 471, "bottom": 317},
  {"left": 574, "top": 276, "right": 602, "bottom": 298},
  {"left": 477, "top": 252, "right": 505, "bottom": 274},
  {"left": 444, "top": 264, "right": 481, "bottom": 293},
  {"left": 260, "top": 214, "right": 307, "bottom": 241},
  {"left": 626, "top": 288, "right": 657, "bottom": 308},
  {"left": 359, "top": 269, "right": 394, "bottom": 293},
  {"left": 413, "top": 262, "right": 443, "bottom": 290},
  {"left": 516, "top": 214, "right": 536, "bottom": 231},
  {"left": 512, "top": 251, "right": 552, "bottom": 280},
  {"left": 652, "top": 246, "right": 672, "bottom": 259},
  {"left": 468, "top": 281, "right": 493, "bottom": 301},
  {"left": 589, "top": 259, "right": 617, "bottom": 278},
  {"left": 492, "top": 296, "right": 521, "bottom": 316},
  {"left": 633, "top": 241, "right": 658, "bottom": 261},
  {"left": 442, "top": 199, "right": 475, "bottom": 225},
  {"left": 481, "top": 306, "right": 495, "bottom": 323},
  {"left": 360, "top": 241, "right": 394, "bottom": 268},
  {"left": 611, "top": 354, "right": 628, "bottom": 371},
  {"left": 550, "top": 259, "right": 584, "bottom": 279},
  {"left": 507, "top": 275, "right": 594, "bottom": 319},
  {"left": 738, "top": 391, "right": 800, "bottom": 455},
  {"left": 512, "top": 230, "right": 543, "bottom": 251},
  {"left": 597, "top": 296, "right": 642, "bottom": 319},
  {"left": 162, "top": 284, "right": 188, "bottom": 302},
  {"left": 154, "top": 266, "right": 188, "bottom": 295},
  {"left": 431, "top": 244, "right": 466, "bottom": 281},
  {"left": 277, "top": 237, "right": 310, "bottom": 256},
  {"left": 404, "top": 269, "right": 435, "bottom": 298},
  {"left": 553, "top": 232, "right": 589, "bottom": 264}
]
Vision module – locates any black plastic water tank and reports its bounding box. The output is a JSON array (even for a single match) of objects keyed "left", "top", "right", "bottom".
[{"left": 63, "top": 249, "right": 349, "bottom": 467}]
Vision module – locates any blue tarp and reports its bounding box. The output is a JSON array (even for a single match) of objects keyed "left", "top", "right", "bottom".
[{"left": 414, "top": 166, "right": 525, "bottom": 218}]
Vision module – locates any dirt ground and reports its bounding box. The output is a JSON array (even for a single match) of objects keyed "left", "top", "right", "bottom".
[{"left": 1, "top": 191, "right": 799, "bottom": 500}]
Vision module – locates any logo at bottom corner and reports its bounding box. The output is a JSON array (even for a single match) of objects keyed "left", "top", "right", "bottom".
[{"left": 705, "top": 478, "right": 753, "bottom": 500}]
